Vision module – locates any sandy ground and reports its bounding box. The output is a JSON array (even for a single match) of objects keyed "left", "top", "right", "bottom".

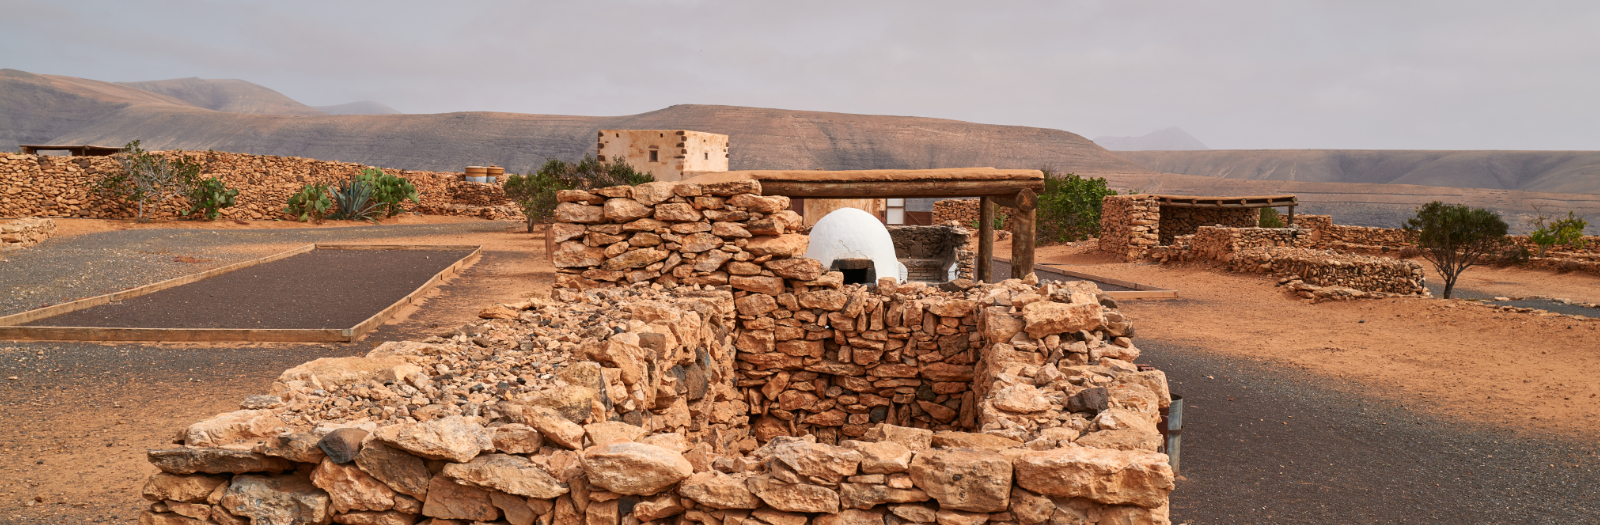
[
  {"left": 0, "top": 218, "right": 552, "bottom": 524},
  {"left": 1032, "top": 242, "right": 1600, "bottom": 440}
]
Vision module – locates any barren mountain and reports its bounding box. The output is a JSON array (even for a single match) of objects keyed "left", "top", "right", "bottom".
[
  {"left": 115, "top": 77, "right": 325, "bottom": 116},
  {"left": 312, "top": 101, "right": 402, "bottom": 115},
  {"left": 1116, "top": 149, "right": 1600, "bottom": 194},
  {"left": 1094, "top": 127, "right": 1209, "bottom": 151}
]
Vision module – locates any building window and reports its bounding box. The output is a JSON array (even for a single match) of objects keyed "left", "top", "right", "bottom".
[
  {"left": 704, "top": 152, "right": 709, "bottom": 160},
  {"left": 649, "top": 150, "right": 659, "bottom": 162},
  {"left": 887, "top": 198, "right": 905, "bottom": 225}
]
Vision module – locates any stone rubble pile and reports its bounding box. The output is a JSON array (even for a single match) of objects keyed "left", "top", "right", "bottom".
[
  {"left": 138, "top": 181, "right": 1177, "bottom": 525},
  {"left": 0, "top": 217, "right": 54, "bottom": 250},
  {"left": 0, "top": 152, "right": 517, "bottom": 221}
]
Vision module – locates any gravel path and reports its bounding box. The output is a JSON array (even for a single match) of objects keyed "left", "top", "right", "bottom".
[
  {"left": 0, "top": 222, "right": 511, "bottom": 317},
  {"left": 1140, "top": 339, "right": 1600, "bottom": 524}
]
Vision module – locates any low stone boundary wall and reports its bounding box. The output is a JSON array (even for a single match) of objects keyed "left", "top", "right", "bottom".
[
  {"left": 1187, "top": 226, "right": 1307, "bottom": 262},
  {"left": 0, "top": 151, "right": 513, "bottom": 221},
  {"left": 0, "top": 217, "right": 54, "bottom": 250},
  {"left": 1230, "top": 247, "right": 1429, "bottom": 298},
  {"left": 1157, "top": 207, "right": 1256, "bottom": 245}
]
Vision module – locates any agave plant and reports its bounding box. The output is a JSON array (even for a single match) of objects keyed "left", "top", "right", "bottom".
[{"left": 328, "top": 176, "right": 382, "bottom": 222}]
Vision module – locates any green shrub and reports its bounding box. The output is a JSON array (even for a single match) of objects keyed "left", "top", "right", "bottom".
[
  {"left": 329, "top": 176, "right": 383, "bottom": 222},
  {"left": 95, "top": 140, "right": 205, "bottom": 223},
  {"left": 359, "top": 168, "right": 420, "bottom": 218},
  {"left": 284, "top": 183, "right": 333, "bottom": 223},
  {"left": 1037, "top": 169, "right": 1118, "bottom": 243},
  {"left": 1529, "top": 211, "right": 1588, "bottom": 256},
  {"left": 1402, "top": 201, "right": 1510, "bottom": 299},
  {"left": 507, "top": 156, "right": 653, "bottom": 228},
  {"left": 1259, "top": 207, "right": 1286, "bottom": 228},
  {"left": 184, "top": 177, "right": 238, "bottom": 220}
]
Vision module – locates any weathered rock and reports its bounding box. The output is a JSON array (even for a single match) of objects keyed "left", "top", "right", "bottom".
[
  {"left": 602, "top": 248, "right": 671, "bottom": 271},
  {"left": 929, "top": 432, "right": 1021, "bottom": 451},
  {"left": 746, "top": 234, "right": 809, "bottom": 258},
  {"left": 137, "top": 511, "right": 205, "bottom": 525},
  {"left": 735, "top": 294, "right": 780, "bottom": 317},
  {"left": 444, "top": 453, "right": 570, "bottom": 498},
  {"left": 319, "top": 428, "right": 369, "bottom": 464},
  {"left": 220, "top": 473, "right": 332, "bottom": 525},
  {"left": 925, "top": 298, "right": 976, "bottom": 318},
  {"left": 797, "top": 290, "right": 849, "bottom": 310},
  {"left": 184, "top": 409, "right": 288, "bottom": 447},
  {"left": 331, "top": 510, "right": 416, "bottom": 525},
  {"left": 312, "top": 458, "right": 396, "bottom": 513},
  {"left": 604, "top": 199, "right": 653, "bottom": 222},
  {"left": 866, "top": 424, "right": 933, "bottom": 452},
  {"left": 990, "top": 384, "right": 1052, "bottom": 413},
  {"left": 554, "top": 242, "right": 607, "bottom": 268},
  {"left": 754, "top": 508, "right": 811, "bottom": 525},
  {"left": 556, "top": 203, "right": 606, "bottom": 224},
  {"left": 1007, "top": 487, "right": 1054, "bottom": 525},
  {"left": 491, "top": 491, "right": 538, "bottom": 525},
  {"left": 552, "top": 222, "right": 589, "bottom": 242},
  {"left": 765, "top": 258, "right": 825, "bottom": 281},
  {"left": 728, "top": 194, "right": 790, "bottom": 214},
  {"left": 1073, "top": 429, "right": 1161, "bottom": 452},
  {"left": 677, "top": 471, "right": 762, "bottom": 509},
  {"left": 633, "top": 182, "right": 679, "bottom": 206},
  {"left": 713, "top": 221, "right": 753, "bottom": 238},
  {"left": 256, "top": 432, "right": 328, "bottom": 464},
  {"left": 1094, "top": 408, "right": 1159, "bottom": 436},
  {"left": 523, "top": 406, "right": 588, "bottom": 450},
  {"left": 581, "top": 442, "right": 694, "bottom": 495},
  {"left": 631, "top": 493, "right": 686, "bottom": 521},
  {"left": 907, "top": 449, "right": 1012, "bottom": 512},
  {"left": 731, "top": 275, "right": 786, "bottom": 296},
  {"left": 1020, "top": 302, "right": 1103, "bottom": 338},
  {"left": 148, "top": 448, "right": 294, "bottom": 475},
  {"left": 372, "top": 416, "right": 493, "bottom": 463},
  {"left": 759, "top": 440, "right": 862, "bottom": 484},
  {"left": 891, "top": 504, "right": 937, "bottom": 523},
  {"left": 586, "top": 499, "right": 619, "bottom": 525},
  {"left": 494, "top": 423, "right": 544, "bottom": 454},
  {"left": 842, "top": 440, "right": 913, "bottom": 474},
  {"left": 934, "top": 509, "right": 989, "bottom": 525},
  {"left": 746, "top": 475, "right": 841, "bottom": 514},
  {"left": 1010, "top": 447, "right": 1173, "bottom": 508},
  {"left": 814, "top": 508, "right": 887, "bottom": 525},
  {"left": 355, "top": 441, "right": 432, "bottom": 499},
  {"left": 839, "top": 483, "right": 930, "bottom": 509},
  {"left": 919, "top": 363, "right": 974, "bottom": 382},
  {"left": 584, "top": 421, "right": 647, "bottom": 447},
  {"left": 980, "top": 307, "right": 1025, "bottom": 343},
  {"left": 422, "top": 476, "right": 500, "bottom": 521},
  {"left": 704, "top": 180, "right": 762, "bottom": 196},
  {"left": 655, "top": 203, "right": 704, "bottom": 222},
  {"left": 142, "top": 473, "right": 229, "bottom": 503}
]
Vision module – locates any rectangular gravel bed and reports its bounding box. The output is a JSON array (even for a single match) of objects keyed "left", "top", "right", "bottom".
[{"left": 6, "top": 246, "right": 476, "bottom": 340}]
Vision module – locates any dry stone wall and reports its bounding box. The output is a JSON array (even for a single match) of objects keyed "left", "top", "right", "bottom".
[
  {"left": 0, "top": 217, "right": 54, "bottom": 250},
  {"left": 1097, "top": 196, "right": 1160, "bottom": 261},
  {"left": 887, "top": 225, "right": 975, "bottom": 282},
  {"left": 0, "top": 152, "right": 517, "bottom": 221},
  {"left": 1157, "top": 207, "right": 1256, "bottom": 245},
  {"left": 135, "top": 181, "right": 1179, "bottom": 525},
  {"left": 1186, "top": 226, "right": 1308, "bottom": 261}
]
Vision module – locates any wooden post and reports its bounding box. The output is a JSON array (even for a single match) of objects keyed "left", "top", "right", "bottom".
[
  {"left": 1011, "top": 188, "right": 1037, "bottom": 280},
  {"left": 977, "top": 197, "right": 994, "bottom": 283},
  {"left": 1287, "top": 205, "right": 1295, "bottom": 226}
]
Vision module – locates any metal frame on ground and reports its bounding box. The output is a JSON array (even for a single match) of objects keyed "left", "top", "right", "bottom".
[{"left": 0, "top": 244, "right": 481, "bottom": 342}]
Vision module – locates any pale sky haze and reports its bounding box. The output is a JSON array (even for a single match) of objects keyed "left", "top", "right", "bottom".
[{"left": 1, "top": 0, "right": 1596, "bottom": 150}]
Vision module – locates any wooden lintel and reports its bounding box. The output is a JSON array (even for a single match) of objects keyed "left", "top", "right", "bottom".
[{"left": 758, "top": 180, "right": 1044, "bottom": 199}]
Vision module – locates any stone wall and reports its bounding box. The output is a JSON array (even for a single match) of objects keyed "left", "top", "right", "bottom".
[
  {"left": 1228, "top": 247, "right": 1429, "bottom": 299},
  {"left": 932, "top": 199, "right": 1014, "bottom": 231},
  {"left": 887, "top": 225, "right": 975, "bottom": 283},
  {"left": 0, "top": 152, "right": 517, "bottom": 221},
  {"left": 1157, "top": 207, "right": 1256, "bottom": 245},
  {"left": 137, "top": 278, "right": 1176, "bottom": 525},
  {"left": 1186, "top": 226, "right": 1308, "bottom": 262},
  {"left": 0, "top": 217, "right": 54, "bottom": 250},
  {"left": 1097, "top": 196, "right": 1160, "bottom": 261}
]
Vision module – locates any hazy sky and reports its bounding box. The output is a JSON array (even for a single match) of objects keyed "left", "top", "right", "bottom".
[{"left": 3, "top": 1, "right": 1597, "bottom": 150}]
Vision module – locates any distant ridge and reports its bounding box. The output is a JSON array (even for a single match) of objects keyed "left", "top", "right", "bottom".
[
  {"left": 1114, "top": 149, "right": 1600, "bottom": 195},
  {"left": 115, "top": 77, "right": 325, "bottom": 116},
  {"left": 313, "top": 101, "right": 402, "bottom": 115},
  {"left": 1094, "top": 127, "right": 1209, "bottom": 151}
]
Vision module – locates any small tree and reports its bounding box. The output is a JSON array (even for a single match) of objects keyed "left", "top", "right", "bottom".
[
  {"left": 505, "top": 156, "right": 653, "bottom": 230},
  {"left": 1036, "top": 169, "right": 1118, "bottom": 243},
  {"left": 1528, "top": 210, "right": 1588, "bottom": 257},
  {"left": 1259, "top": 207, "right": 1286, "bottom": 228},
  {"left": 1402, "top": 201, "right": 1510, "bottom": 299},
  {"left": 95, "top": 140, "right": 204, "bottom": 222}
]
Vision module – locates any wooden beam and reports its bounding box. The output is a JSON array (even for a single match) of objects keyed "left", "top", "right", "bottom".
[
  {"left": 1010, "top": 189, "right": 1037, "bottom": 280},
  {"left": 758, "top": 179, "right": 1044, "bottom": 199},
  {"left": 977, "top": 197, "right": 994, "bottom": 283}
]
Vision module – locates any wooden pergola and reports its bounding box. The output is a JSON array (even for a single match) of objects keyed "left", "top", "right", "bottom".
[
  {"left": 687, "top": 168, "right": 1045, "bottom": 281},
  {"left": 17, "top": 144, "right": 125, "bottom": 156},
  {"left": 1151, "top": 194, "right": 1300, "bottom": 223}
]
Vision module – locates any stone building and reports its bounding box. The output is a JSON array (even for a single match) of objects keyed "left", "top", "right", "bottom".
[{"left": 596, "top": 130, "right": 729, "bottom": 182}]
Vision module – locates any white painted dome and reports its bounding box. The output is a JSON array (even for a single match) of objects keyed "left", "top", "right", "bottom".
[{"left": 803, "top": 207, "right": 906, "bottom": 283}]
